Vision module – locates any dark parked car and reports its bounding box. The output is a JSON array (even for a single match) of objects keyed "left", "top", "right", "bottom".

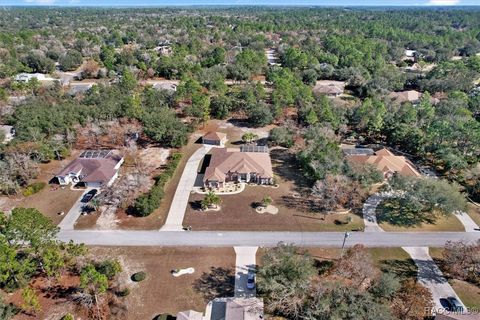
[
  {"left": 81, "top": 189, "right": 98, "bottom": 203},
  {"left": 246, "top": 271, "right": 255, "bottom": 290},
  {"left": 447, "top": 297, "right": 464, "bottom": 312}
]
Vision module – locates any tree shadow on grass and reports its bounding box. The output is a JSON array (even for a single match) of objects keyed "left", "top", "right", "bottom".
[
  {"left": 376, "top": 198, "right": 437, "bottom": 227},
  {"left": 280, "top": 195, "right": 317, "bottom": 213},
  {"left": 193, "top": 267, "right": 235, "bottom": 302},
  {"left": 270, "top": 149, "right": 312, "bottom": 193},
  {"left": 379, "top": 259, "right": 418, "bottom": 280}
]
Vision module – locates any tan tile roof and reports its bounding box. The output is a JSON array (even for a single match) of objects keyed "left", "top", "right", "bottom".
[
  {"left": 203, "top": 131, "right": 227, "bottom": 141},
  {"left": 204, "top": 148, "right": 273, "bottom": 182},
  {"left": 388, "top": 90, "right": 422, "bottom": 103},
  {"left": 346, "top": 148, "right": 420, "bottom": 177}
]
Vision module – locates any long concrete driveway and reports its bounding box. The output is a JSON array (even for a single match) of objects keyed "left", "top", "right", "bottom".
[
  {"left": 234, "top": 247, "right": 258, "bottom": 298},
  {"left": 161, "top": 145, "right": 213, "bottom": 231},
  {"left": 58, "top": 188, "right": 92, "bottom": 230},
  {"left": 58, "top": 230, "right": 480, "bottom": 247},
  {"left": 403, "top": 247, "right": 466, "bottom": 310}
]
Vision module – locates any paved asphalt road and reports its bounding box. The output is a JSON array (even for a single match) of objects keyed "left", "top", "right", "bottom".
[{"left": 58, "top": 230, "right": 480, "bottom": 247}]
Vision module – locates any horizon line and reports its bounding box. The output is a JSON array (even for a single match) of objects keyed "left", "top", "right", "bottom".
[{"left": 3, "top": 4, "right": 480, "bottom": 7}]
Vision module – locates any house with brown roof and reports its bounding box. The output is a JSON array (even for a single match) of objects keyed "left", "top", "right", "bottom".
[
  {"left": 203, "top": 132, "right": 227, "bottom": 147},
  {"left": 388, "top": 90, "right": 422, "bottom": 104},
  {"left": 345, "top": 148, "right": 420, "bottom": 179},
  {"left": 178, "top": 297, "right": 264, "bottom": 320},
  {"left": 313, "top": 80, "right": 345, "bottom": 97},
  {"left": 203, "top": 148, "right": 273, "bottom": 189},
  {"left": 55, "top": 150, "right": 124, "bottom": 188}
]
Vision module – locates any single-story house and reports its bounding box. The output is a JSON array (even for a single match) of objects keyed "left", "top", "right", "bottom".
[
  {"left": 203, "top": 147, "right": 273, "bottom": 188},
  {"left": 313, "top": 80, "right": 346, "bottom": 97},
  {"left": 0, "top": 125, "right": 15, "bottom": 144},
  {"left": 14, "top": 73, "right": 57, "bottom": 85},
  {"left": 68, "top": 82, "right": 95, "bottom": 95},
  {"left": 388, "top": 90, "right": 422, "bottom": 104},
  {"left": 202, "top": 131, "right": 227, "bottom": 147},
  {"left": 345, "top": 148, "right": 420, "bottom": 179},
  {"left": 152, "top": 82, "right": 177, "bottom": 92},
  {"left": 56, "top": 150, "right": 124, "bottom": 188},
  {"left": 178, "top": 297, "right": 264, "bottom": 320}
]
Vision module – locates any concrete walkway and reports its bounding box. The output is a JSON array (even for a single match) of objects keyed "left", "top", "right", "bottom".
[
  {"left": 454, "top": 211, "right": 480, "bottom": 232},
  {"left": 58, "top": 188, "right": 92, "bottom": 230},
  {"left": 362, "top": 193, "right": 387, "bottom": 232},
  {"left": 161, "top": 145, "right": 213, "bottom": 231},
  {"left": 234, "top": 247, "right": 258, "bottom": 298},
  {"left": 402, "top": 247, "right": 466, "bottom": 310}
]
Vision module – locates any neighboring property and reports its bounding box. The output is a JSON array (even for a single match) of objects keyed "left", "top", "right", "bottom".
[
  {"left": 313, "top": 80, "right": 345, "bottom": 97},
  {"left": 388, "top": 90, "right": 422, "bottom": 104},
  {"left": 68, "top": 82, "right": 95, "bottom": 95},
  {"left": 0, "top": 125, "right": 15, "bottom": 144},
  {"left": 403, "top": 49, "right": 417, "bottom": 61},
  {"left": 265, "top": 48, "right": 280, "bottom": 66},
  {"left": 55, "top": 150, "right": 124, "bottom": 188},
  {"left": 345, "top": 147, "right": 421, "bottom": 179},
  {"left": 14, "top": 73, "right": 58, "bottom": 85},
  {"left": 152, "top": 82, "right": 177, "bottom": 92},
  {"left": 202, "top": 131, "right": 227, "bottom": 147},
  {"left": 178, "top": 297, "right": 264, "bottom": 320},
  {"left": 203, "top": 147, "right": 273, "bottom": 189}
]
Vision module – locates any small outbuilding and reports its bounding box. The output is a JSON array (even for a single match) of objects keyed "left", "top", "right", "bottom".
[{"left": 202, "top": 131, "right": 227, "bottom": 147}]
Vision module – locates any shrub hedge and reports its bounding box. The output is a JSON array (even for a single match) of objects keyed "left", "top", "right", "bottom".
[
  {"left": 131, "top": 153, "right": 182, "bottom": 217},
  {"left": 22, "top": 182, "right": 46, "bottom": 197}
]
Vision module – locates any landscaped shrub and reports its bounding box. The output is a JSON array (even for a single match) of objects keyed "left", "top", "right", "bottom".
[
  {"left": 61, "top": 314, "right": 74, "bottom": 320},
  {"left": 131, "top": 271, "right": 147, "bottom": 282},
  {"left": 131, "top": 153, "right": 182, "bottom": 217},
  {"left": 22, "top": 182, "right": 46, "bottom": 197},
  {"left": 96, "top": 259, "right": 122, "bottom": 280},
  {"left": 115, "top": 288, "right": 130, "bottom": 297}
]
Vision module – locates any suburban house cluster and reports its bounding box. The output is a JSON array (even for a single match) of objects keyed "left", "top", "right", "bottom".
[
  {"left": 343, "top": 147, "right": 420, "bottom": 179},
  {"left": 177, "top": 297, "right": 264, "bottom": 320},
  {"left": 55, "top": 150, "right": 124, "bottom": 188},
  {"left": 202, "top": 132, "right": 274, "bottom": 189}
]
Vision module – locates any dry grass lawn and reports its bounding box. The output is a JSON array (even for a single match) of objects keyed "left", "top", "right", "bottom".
[
  {"left": 379, "top": 213, "right": 464, "bottom": 232},
  {"left": 467, "top": 203, "right": 480, "bottom": 227},
  {"left": 90, "top": 246, "right": 236, "bottom": 319},
  {"left": 184, "top": 148, "right": 363, "bottom": 232},
  {"left": 429, "top": 247, "right": 480, "bottom": 310},
  {"left": 7, "top": 155, "right": 83, "bottom": 225},
  {"left": 450, "top": 279, "right": 480, "bottom": 309}
]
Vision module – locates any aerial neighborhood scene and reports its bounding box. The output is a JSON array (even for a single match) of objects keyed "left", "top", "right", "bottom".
[{"left": 1, "top": 1, "right": 480, "bottom": 319}]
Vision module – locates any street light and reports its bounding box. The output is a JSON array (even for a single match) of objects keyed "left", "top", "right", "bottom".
[{"left": 340, "top": 231, "right": 351, "bottom": 257}]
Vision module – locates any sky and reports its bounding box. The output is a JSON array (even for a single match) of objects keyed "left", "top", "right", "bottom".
[{"left": 1, "top": 0, "right": 479, "bottom": 6}]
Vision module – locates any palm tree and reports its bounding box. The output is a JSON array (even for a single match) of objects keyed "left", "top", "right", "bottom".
[
  {"left": 262, "top": 196, "right": 272, "bottom": 208},
  {"left": 201, "top": 191, "right": 222, "bottom": 210},
  {"left": 241, "top": 132, "right": 259, "bottom": 144}
]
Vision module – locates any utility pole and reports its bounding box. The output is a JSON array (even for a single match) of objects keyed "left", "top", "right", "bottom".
[{"left": 340, "top": 231, "right": 351, "bottom": 258}]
